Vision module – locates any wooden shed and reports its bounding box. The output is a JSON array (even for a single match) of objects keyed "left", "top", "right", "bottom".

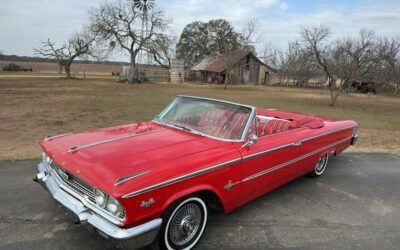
[{"left": 191, "top": 51, "right": 276, "bottom": 85}]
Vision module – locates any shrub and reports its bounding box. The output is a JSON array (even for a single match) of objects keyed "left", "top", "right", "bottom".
[{"left": 3, "top": 63, "right": 21, "bottom": 71}]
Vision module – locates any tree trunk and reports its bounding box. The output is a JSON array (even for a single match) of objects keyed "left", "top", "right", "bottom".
[
  {"left": 224, "top": 68, "right": 230, "bottom": 90},
  {"left": 329, "top": 91, "right": 339, "bottom": 107},
  {"left": 329, "top": 86, "right": 344, "bottom": 107},
  {"left": 65, "top": 63, "right": 71, "bottom": 78},
  {"left": 128, "top": 53, "right": 136, "bottom": 83},
  {"left": 394, "top": 82, "right": 399, "bottom": 96},
  {"left": 57, "top": 63, "right": 64, "bottom": 74}
]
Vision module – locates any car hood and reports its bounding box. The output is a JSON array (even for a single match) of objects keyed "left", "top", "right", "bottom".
[{"left": 40, "top": 122, "right": 220, "bottom": 196}]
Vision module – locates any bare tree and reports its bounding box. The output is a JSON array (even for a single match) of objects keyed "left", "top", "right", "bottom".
[
  {"left": 34, "top": 39, "right": 65, "bottom": 74},
  {"left": 299, "top": 25, "right": 377, "bottom": 106},
  {"left": 260, "top": 41, "right": 282, "bottom": 69},
  {"left": 335, "top": 29, "right": 377, "bottom": 94},
  {"left": 276, "top": 41, "right": 321, "bottom": 87},
  {"left": 222, "top": 19, "right": 260, "bottom": 89},
  {"left": 88, "top": 0, "right": 169, "bottom": 81},
  {"left": 239, "top": 19, "right": 261, "bottom": 53},
  {"left": 377, "top": 37, "right": 400, "bottom": 95},
  {"left": 34, "top": 30, "right": 96, "bottom": 78},
  {"left": 145, "top": 33, "right": 177, "bottom": 69}
]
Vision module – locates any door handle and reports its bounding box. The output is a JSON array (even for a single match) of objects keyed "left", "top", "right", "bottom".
[{"left": 292, "top": 142, "right": 302, "bottom": 147}]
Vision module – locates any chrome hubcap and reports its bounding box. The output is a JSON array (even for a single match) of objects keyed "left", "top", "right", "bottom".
[
  {"left": 169, "top": 203, "right": 202, "bottom": 246},
  {"left": 316, "top": 154, "right": 328, "bottom": 173}
]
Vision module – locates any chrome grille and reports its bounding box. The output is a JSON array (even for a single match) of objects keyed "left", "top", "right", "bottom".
[{"left": 50, "top": 162, "right": 96, "bottom": 203}]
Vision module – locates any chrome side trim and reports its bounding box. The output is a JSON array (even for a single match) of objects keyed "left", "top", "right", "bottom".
[
  {"left": 122, "top": 125, "right": 356, "bottom": 199},
  {"left": 122, "top": 158, "right": 241, "bottom": 198},
  {"left": 45, "top": 133, "right": 72, "bottom": 141},
  {"left": 67, "top": 129, "right": 165, "bottom": 153},
  {"left": 242, "top": 143, "right": 294, "bottom": 160},
  {"left": 242, "top": 136, "right": 352, "bottom": 182},
  {"left": 300, "top": 125, "right": 358, "bottom": 143},
  {"left": 242, "top": 125, "right": 357, "bottom": 160},
  {"left": 115, "top": 170, "right": 151, "bottom": 186}
]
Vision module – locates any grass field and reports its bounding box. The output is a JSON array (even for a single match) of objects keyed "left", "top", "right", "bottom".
[
  {"left": 0, "top": 60, "right": 122, "bottom": 75},
  {"left": 0, "top": 60, "right": 170, "bottom": 81},
  {"left": 0, "top": 77, "right": 399, "bottom": 160}
]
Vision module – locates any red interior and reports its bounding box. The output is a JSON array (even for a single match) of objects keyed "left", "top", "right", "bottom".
[{"left": 175, "top": 108, "right": 325, "bottom": 139}]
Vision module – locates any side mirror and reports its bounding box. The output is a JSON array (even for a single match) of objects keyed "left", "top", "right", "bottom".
[{"left": 242, "top": 134, "right": 258, "bottom": 148}]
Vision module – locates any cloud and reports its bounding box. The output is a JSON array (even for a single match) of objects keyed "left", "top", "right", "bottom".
[
  {"left": 257, "top": 1, "right": 400, "bottom": 51},
  {"left": 159, "top": 0, "right": 288, "bottom": 36},
  {"left": 279, "top": 2, "right": 289, "bottom": 11},
  {"left": 0, "top": 0, "right": 399, "bottom": 61},
  {"left": 254, "top": 0, "right": 280, "bottom": 8}
]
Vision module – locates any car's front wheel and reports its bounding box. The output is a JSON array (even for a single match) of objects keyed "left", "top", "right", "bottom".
[
  {"left": 159, "top": 196, "right": 208, "bottom": 250},
  {"left": 309, "top": 153, "right": 329, "bottom": 177}
]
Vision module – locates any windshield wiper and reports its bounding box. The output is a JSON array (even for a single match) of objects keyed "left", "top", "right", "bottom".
[{"left": 171, "top": 123, "right": 205, "bottom": 137}]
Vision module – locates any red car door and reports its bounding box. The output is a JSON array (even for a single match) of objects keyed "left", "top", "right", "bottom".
[{"left": 239, "top": 130, "right": 303, "bottom": 204}]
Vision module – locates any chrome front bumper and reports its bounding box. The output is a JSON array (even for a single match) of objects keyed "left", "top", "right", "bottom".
[
  {"left": 351, "top": 134, "right": 358, "bottom": 145},
  {"left": 35, "top": 162, "right": 162, "bottom": 249}
]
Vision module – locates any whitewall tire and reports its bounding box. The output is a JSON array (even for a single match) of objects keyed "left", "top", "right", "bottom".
[
  {"left": 310, "top": 153, "right": 329, "bottom": 177},
  {"left": 159, "top": 196, "right": 208, "bottom": 250}
]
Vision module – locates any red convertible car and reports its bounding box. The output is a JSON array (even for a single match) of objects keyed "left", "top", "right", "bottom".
[{"left": 35, "top": 96, "right": 358, "bottom": 249}]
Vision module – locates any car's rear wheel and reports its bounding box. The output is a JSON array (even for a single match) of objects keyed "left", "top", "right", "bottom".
[
  {"left": 159, "top": 196, "right": 208, "bottom": 250},
  {"left": 310, "top": 153, "right": 329, "bottom": 177}
]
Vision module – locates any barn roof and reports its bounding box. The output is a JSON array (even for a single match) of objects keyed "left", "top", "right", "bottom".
[{"left": 192, "top": 51, "right": 275, "bottom": 73}]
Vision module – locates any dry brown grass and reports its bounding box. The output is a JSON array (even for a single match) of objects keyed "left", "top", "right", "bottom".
[{"left": 0, "top": 77, "right": 399, "bottom": 160}]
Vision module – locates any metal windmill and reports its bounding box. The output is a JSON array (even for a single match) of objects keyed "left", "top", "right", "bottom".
[{"left": 133, "top": 0, "right": 155, "bottom": 77}]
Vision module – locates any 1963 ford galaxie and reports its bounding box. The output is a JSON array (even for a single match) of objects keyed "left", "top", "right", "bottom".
[{"left": 35, "top": 95, "right": 358, "bottom": 249}]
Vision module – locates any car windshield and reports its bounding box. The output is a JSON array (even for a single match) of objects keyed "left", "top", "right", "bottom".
[{"left": 156, "top": 96, "right": 253, "bottom": 140}]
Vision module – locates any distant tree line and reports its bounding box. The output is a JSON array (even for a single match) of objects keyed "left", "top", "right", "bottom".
[
  {"left": 175, "top": 19, "right": 399, "bottom": 105},
  {"left": 260, "top": 25, "right": 400, "bottom": 105}
]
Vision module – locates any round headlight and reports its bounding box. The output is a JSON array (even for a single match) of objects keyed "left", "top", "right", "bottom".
[
  {"left": 45, "top": 156, "right": 52, "bottom": 164},
  {"left": 106, "top": 196, "right": 123, "bottom": 217},
  {"left": 42, "top": 152, "right": 52, "bottom": 165},
  {"left": 94, "top": 189, "right": 107, "bottom": 208}
]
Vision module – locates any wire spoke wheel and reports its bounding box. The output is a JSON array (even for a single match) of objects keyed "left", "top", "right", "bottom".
[
  {"left": 169, "top": 203, "right": 202, "bottom": 245},
  {"left": 162, "top": 197, "right": 208, "bottom": 250}
]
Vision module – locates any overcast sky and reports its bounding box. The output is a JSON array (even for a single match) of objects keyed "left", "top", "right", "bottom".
[{"left": 0, "top": 0, "right": 399, "bottom": 62}]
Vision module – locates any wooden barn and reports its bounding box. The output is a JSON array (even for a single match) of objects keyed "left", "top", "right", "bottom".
[{"left": 191, "top": 51, "right": 276, "bottom": 85}]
